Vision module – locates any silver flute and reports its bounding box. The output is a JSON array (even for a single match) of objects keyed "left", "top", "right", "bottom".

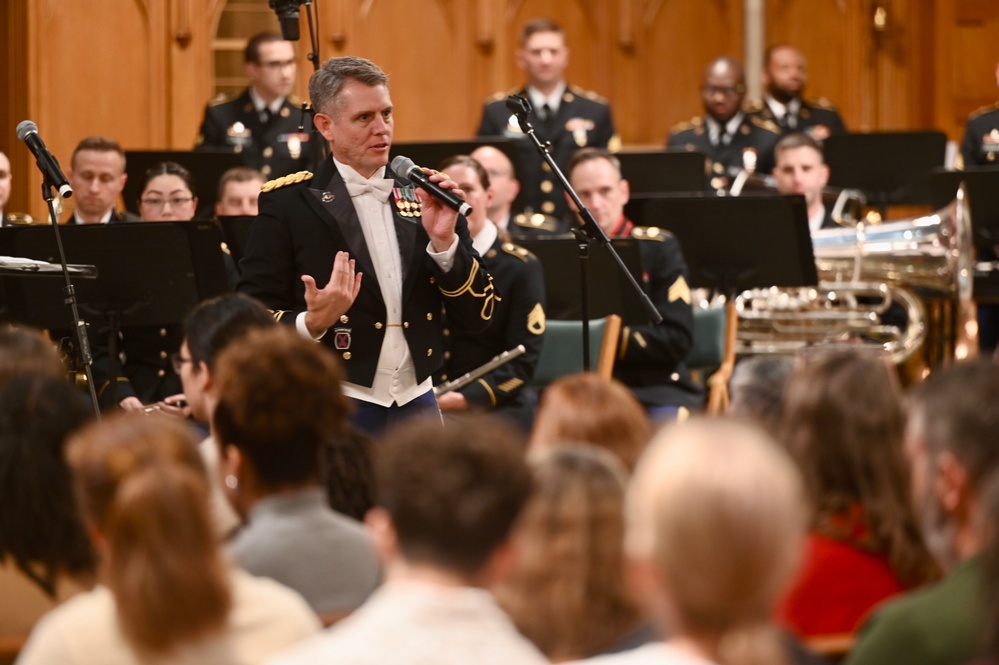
[{"left": 433, "top": 345, "right": 526, "bottom": 396}]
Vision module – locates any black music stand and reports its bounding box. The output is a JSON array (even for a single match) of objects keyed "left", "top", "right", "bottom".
[
  {"left": 390, "top": 137, "right": 518, "bottom": 176},
  {"left": 617, "top": 150, "right": 708, "bottom": 195},
  {"left": 633, "top": 194, "right": 818, "bottom": 294},
  {"left": 124, "top": 150, "right": 246, "bottom": 219},
  {"left": 515, "top": 237, "right": 648, "bottom": 324},
  {"left": 823, "top": 131, "right": 947, "bottom": 208},
  {"left": 0, "top": 222, "right": 229, "bottom": 406},
  {"left": 929, "top": 167, "right": 999, "bottom": 253}
]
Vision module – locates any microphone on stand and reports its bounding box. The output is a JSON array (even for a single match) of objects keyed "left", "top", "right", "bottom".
[
  {"left": 269, "top": 0, "right": 303, "bottom": 41},
  {"left": 16, "top": 121, "right": 73, "bottom": 199}
]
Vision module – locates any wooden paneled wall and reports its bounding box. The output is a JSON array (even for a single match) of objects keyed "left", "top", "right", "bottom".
[{"left": 3, "top": 0, "right": 999, "bottom": 220}]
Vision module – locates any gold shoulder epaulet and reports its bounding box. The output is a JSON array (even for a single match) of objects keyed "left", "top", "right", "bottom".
[
  {"left": 744, "top": 98, "right": 765, "bottom": 113},
  {"left": 670, "top": 117, "right": 701, "bottom": 134},
  {"left": 969, "top": 102, "right": 999, "bottom": 120},
  {"left": 501, "top": 241, "right": 534, "bottom": 262},
  {"left": 208, "top": 91, "right": 239, "bottom": 107},
  {"left": 260, "top": 171, "right": 314, "bottom": 193},
  {"left": 807, "top": 97, "right": 839, "bottom": 111},
  {"left": 633, "top": 226, "right": 671, "bottom": 241},
  {"left": 568, "top": 85, "right": 609, "bottom": 105},
  {"left": 750, "top": 116, "right": 781, "bottom": 134},
  {"left": 514, "top": 212, "right": 559, "bottom": 233}
]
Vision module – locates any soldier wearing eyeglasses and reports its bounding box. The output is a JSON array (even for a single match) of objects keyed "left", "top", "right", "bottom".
[
  {"left": 195, "top": 32, "right": 314, "bottom": 180},
  {"left": 667, "top": 57, "right": 781, "bottom": 193}
]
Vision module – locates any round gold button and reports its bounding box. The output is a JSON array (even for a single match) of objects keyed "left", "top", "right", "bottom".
[
  {"left": 444, "top": 351, "right": 450, "bottom": 360},
  {"left": 426, "top": 348, "right": 433, "bottom": 357},
  {"left": 262, "top": 165, "right": 272, "bottom": 176},
  {"left": 426, "top": 312, "right": 433, "bottom": 321},
  {"left": 157, "top": 369, "right": 166, "bottom": 377},
  {"left": 262, "top": 146, "right": 274, "bottom": 158},
  {"left": 403, "top": 322, "right": 410, "bottom": 329},
  {"left": 429, "top": 276, "right": 436, "bottom": 284},
  {"left": 343, "top": 352, "right": 352, "bottom": 360},
  {"left": 340, "top": 315, "right": 349, "bottom": 323},
  {"left": 541, "top": 201, "right": 555, "bottom": 214},
  {"left": 159, "top": 328, "right": 168, "bottom": 337},
  {"left": 540, "top": 180, "right": 554, "bottom": 193},
  {"left": 159, "top": 351, "right": 168, "bottom": 359},
  {"left": 374, "top": 322, "right": 383, "bottom": 330}
]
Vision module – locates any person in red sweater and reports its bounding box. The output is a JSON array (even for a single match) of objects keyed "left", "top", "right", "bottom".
[{"left": 775, "top": 351, "right": 938, "bottom": 637}]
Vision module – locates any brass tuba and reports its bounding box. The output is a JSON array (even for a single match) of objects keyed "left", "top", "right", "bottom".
[{"left": 736, "top": 185, "right": 977, "bottom": 364}]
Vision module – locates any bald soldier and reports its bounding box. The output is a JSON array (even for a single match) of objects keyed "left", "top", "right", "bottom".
[{"left": 667, "top": 57, "right": 781, "bottom": 193}]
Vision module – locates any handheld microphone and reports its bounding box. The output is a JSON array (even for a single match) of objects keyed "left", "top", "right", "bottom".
[
  {"left": 269, "top": 0, "right": 302, "bottom": 41},
  {"left": 16, "top": 121, "right": 73, "bottom": 199},
  {"left": 391, "top": 155, "right": 472, "bottom": 217}
]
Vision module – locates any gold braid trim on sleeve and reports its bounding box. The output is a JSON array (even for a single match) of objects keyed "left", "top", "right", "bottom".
[
  {"left": 438, "top": 260, "right": 499, "bottom": 321},
  {"left": 477, "top": 378, "right": 497, "bottom": 406}
]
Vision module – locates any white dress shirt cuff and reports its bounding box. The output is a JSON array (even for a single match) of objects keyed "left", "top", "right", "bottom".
[
  {"left": 426, "top": 235, "right": 459, "bottom": 272},
  {"left": 296, "top": 311, "right": 327, "bottom": 341}
]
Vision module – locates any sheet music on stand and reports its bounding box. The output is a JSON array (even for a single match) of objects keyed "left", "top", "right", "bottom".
[{"left": 0, "top": 256, "right": 97, "bottom": 277}]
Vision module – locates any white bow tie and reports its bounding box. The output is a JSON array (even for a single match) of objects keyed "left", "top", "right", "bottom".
[{"left": 344, "top": 177, "right": 394, "bottom": 201}]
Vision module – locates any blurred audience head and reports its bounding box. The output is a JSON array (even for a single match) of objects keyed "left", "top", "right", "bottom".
[
  {"left": 0, "top": 326, "right": 66, "bottom": 385},
  {"left": 212, "top": 326, "right": 349, "bottom": 516},
  {"left": 530, "top": 373, "right": 652, "bottom": 471},
  {"left": 780, "top": 350, "right": 933, "bottom": 585},
  {"left": 322, "top": 425, "right": 376, "bottom": 522},
  {"left": 370, "top": 415, "right": 532, "bottom": 581},
  {"left": 0, "top": 375, "right": 95, "bottom": 596},
  {"left": 497, "top": 443, "right": 641, "bottom": 661},
  {"left": 67, "top": 413, "right": 231, "bottom": 654},
  {"left": 179, "top": 293, "right": 275, "bottom": 424},
  {"left": 627, "top": 417, "right": 806, "bottom": 663},
  {"left": 905, "top": 359, "right": 999, "bottom": 570},
  {"left": 727, "top": 355, "right": 794, "bottom": 433}
]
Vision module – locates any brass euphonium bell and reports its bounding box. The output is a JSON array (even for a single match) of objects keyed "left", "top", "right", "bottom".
[{"left": 736, "top": 185, "right": 978, "bottom": 365}]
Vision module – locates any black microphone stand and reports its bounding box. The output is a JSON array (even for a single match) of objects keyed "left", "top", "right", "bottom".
[
  {"left": 505, "top": 95, "right": 662, "bottom": 371},
  {"left": 38, "top": 182, "right": 101, "bottom": 418},
  {"left": 302, "top": 0, "right": 329, "bottom": 171}
]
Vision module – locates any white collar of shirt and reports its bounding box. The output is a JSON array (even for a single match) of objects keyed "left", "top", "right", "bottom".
[
  {"left": 472, "top": 220, "right": 498, "bottom": 257},
  {"left": 766, "top": 95, "right": 801, "bottom": 121},
  {"left": 707, "top": 112, "right": 744, "bottom": 145},
  {"left": 809, "top": 203, "right": 826, "bottom": 233},
  {"left": 336, "top": 158, "right": 392, "bottom": 199},
  {"left": 248, "top": 86, "right": 285, "bottom": 117},
  {"left": 74, "top": 209, "right": 113, "bottom": 224},
  {"left": 527, "top": 82, "right": 567, "bottom": 117}
]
